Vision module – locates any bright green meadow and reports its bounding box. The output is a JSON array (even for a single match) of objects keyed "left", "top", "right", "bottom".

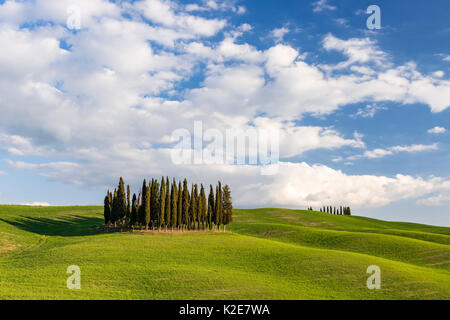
[{"left": 0, "top": 205, "right": 449, "bottom": 299}]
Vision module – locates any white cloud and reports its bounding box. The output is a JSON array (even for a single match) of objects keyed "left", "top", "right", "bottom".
[
  {"left": 427, "top": 126, "right": 446, "bottom": 134},
  {"left": 433, "top": 71, "right": 444, "bottom": 78},
  {"left": 437, "top": 54, "right": 450, "bottom": 62},
  {"left": 322, "top": 34, "right": 387, "bottom": 69},
  {"left": 270, "top": 27, "right": 289, "bottom": 43},
  {"left": 351, "top": 104, "right": 387, "bottom": 118},
  {"left": 22, "top": 202, "right": 51, "bottom": 207},
  {"left": 312, "top": 0, "right": 336, "bottom": 13},
  {"left": 418, "top": 193, "right": 450, "bottom": 206},
  {"left": 347, "top": 143, "right": 438, "bottom": 160},
  {"left": 134, "top": 0, "right": 226, "bottom": 37},
  {"left": 334, "top": 18, "right": 349, "bottom": 27}
]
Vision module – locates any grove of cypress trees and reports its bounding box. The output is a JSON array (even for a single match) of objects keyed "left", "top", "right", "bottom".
[
  {"left": 222, "top": 184, "right": 233, "bottom": 231},
  {"left": 103, "top": 178, "right": 234, "bottom": 232}
]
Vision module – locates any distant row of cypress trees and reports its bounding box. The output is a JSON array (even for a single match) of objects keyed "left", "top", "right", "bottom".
[
  {"left": 315, "top": 206, "right": 351, "bottom": 215},
  {"left": 103, "top": 177, "right": 233, "bottom": 231}
]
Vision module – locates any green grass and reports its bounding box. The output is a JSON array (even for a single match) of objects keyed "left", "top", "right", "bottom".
[{"left": 0, "top": 205, "right": 449, "bottom": 299}]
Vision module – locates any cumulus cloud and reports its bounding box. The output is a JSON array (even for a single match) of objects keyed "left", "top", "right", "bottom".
[
  {"left": 427, "top": 126, "right": 446, "bottom": 134},
  {"left": 270, "top": 27, "right": 289, "bottom": 43}
]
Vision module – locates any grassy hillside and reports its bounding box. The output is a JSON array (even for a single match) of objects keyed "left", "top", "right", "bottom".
[{"left": 0, "top": 205, "right": 449, "bottom": 299}]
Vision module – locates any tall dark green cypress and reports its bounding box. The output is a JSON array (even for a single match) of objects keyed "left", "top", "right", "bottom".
[
  {"left": 177, "top": 181, "right": 182, "bottom": 230},
  {"left": 222, "top": 184, "right": 233, "bottom": 231},
  {"left": 127, "top": 184, "right": 131, "bottom": 222},
  {"left": 145, "top": 181, "right": 151, "bottom": 229},
  {"left": 207, "top": 204, "right": 213, "bottom": 230},
  {"left": 193, "top": 185, "right": 199, "bottom": 230},
  {"left": 165, "top": 177, "right": 170, "bottom": 231},
  {"left": 139, "top": 180, "right": 147, "bottom": 227},
  {"left": 130, "top": 193, "right": 137, "bottom": 227},
  {"left": 189, "top": 185, "right": 194, "bottom": 230},
  {"left": 159, "top": 177, "right": 165, "bottom": 230},
  {"left": 215, "top": 182, "right": 223, "bottom": 231},
  {"left": 171, "top": 179, "right": 178, "bottom": 231},
  {"left": 182, "top": 179, "right": 190, "bottom": 231},
  {"left": 200, "top": 184, "right": 207, "bottom": 230},
  {"left": 111, "top": 189, "right": 118, "bottom": 224},
  {"left": 208, "top": 185, "right": 215, "bottom": 230},
  {"left": 117, "top": 177, "right": 127, "bottom": 223},
  {"left": 104, "top": 193, "right": 111, "bottom": 225},
  {"left": 151, "top": 179, "right": 159, "bottom": 229}
]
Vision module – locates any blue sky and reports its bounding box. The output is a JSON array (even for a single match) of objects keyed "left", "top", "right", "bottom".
[{"left": 0, "top": 0, "right": 449, "bottom": 226}]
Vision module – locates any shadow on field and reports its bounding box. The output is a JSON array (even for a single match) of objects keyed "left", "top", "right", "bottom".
[{"left": 0, "top": 215, "right": 104, "bottom": 237}]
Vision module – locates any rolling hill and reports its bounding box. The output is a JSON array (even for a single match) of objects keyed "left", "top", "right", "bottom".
[{"left": 0, "top": 205, "right": 448, "bottom": 299}]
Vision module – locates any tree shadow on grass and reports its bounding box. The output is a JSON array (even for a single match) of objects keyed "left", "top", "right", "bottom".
[{"left": 0, "top": 215, "right": 104, "bottom": 237}]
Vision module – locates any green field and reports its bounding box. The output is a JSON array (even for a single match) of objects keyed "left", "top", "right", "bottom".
[{"left": 0, "top": 205, "right": 449, "bottom": 299}]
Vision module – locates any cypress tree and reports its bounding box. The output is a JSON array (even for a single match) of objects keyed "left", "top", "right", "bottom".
[
  {"left": 207, "top": 204, "right": 213, "bottom": 230},
  {"left": 103, "top": 193, "right": 111, "bottom": 225},
  {"left": 182, "top": 179, "right": 190, "bottom": 231},
  {"left": 145, "top": 181, "right": 151, "bottom": 229},
  {"left": 177, "top": 181, "right": 182, "bottom": 230},
  {"left": 215, "top": 182, "right": 223, "bottom": 231},
  {"left": 193, "top": 184, "right": 199, "bottom": 230},
  {"left": 111, "top": 189, "right": 118, "bottom": 225},
  {"left": 117, "top": 177, "right": 127, "bottom": 224},
  {"left": 165, "top": 177, "right": 170, "bottom": 231},
  {"left": 139, "top": 180, "right": 147, "bottom": 227},
  {"left": 127, "top": 184, "right": 131, "bottom": 222},
  {"left": 222, "top": 184, "right": 233, "bottom": 231},
  {"left": 137, "top": 192, "right": 141, "bottom": 209},
  {"left": 130, "top": 193, "right": 137, "bottom": 227},
  {"left": 171, "top": 179, "right": 178, "bottom": 231},
  {"left": 150, "top": 179, "right": 159, "bottom": 229},
  {"left": 200, "top": 184, "right": 207, "bottom": 230},
  {"left": 208, "top": 185, "right": 215, "bottom": 230},
  {"left": 159, "top": 177, "right": 165, "bottom": 231}
]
